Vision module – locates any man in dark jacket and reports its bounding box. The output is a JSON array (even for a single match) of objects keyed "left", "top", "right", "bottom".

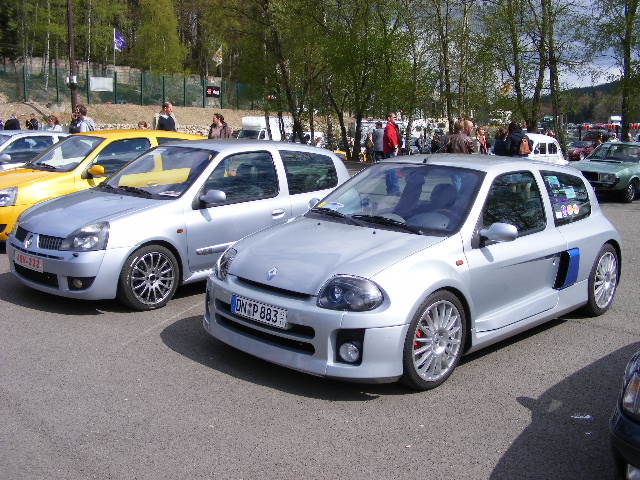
[
  {"left": 444, "top": 119, "right": 475, "bottom": 154},
  {"left": 505, "top": 121, "right": 531, "bottom": 156},
  {"left": 4, "top": 113, "right": 20, "bottom": 130}
]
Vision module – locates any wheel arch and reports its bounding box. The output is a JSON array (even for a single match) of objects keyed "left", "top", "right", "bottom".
[
  {"left": 133, "top": 239, "right": 184, "bottom": 285},
  {"left": 427, "top": 286, "right": 473, "bottom": 353}
]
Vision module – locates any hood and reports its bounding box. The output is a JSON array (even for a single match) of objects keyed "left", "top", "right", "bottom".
[
  {"left": 0, "top": 168, "right": 56, "bottom": 188},
  {"left": 19, "top": 189, "right": 165, "bottom": 238},
  {"left": 574, "top": 160, "right": 634, "bottom": 174},
  {"left": 229, "top": 216, "right": 445, "bottom": 295}
]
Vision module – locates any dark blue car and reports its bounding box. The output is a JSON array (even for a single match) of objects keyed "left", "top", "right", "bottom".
[{"left": 610, "top": 349, "right": 640, "bottom": 479}]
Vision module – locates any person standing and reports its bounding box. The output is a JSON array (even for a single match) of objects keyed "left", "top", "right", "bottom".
[
  {"left": 372, "top": 121, "right": 384, "bottom": 162},
  {"left": 493, "top": 127, "right": 508, "bottom": 156},
  {"left": 152, "top": 102, "right": 178, "bottom": 131},
  {"left": 43, "top": 115, "right": 62, "bottom": 131},
  {"left": 444, "top": 119, "right": 475, "bottom": 154},
  {"left": 77, "top": 105, "right": 96, "bottom": 132},
  {"left": 505, "top": 121, "right": 531, "bottom": 157},
  {"left": 610, "top": 132, "right": 619, "bottom": 142},
  {"left": 4, "top": 113, "right": 20, "bottom": 130},
  {"left": 26, "top": 114, "right": 40, "bottom": 130},
  {"left": 383, "top": 112, "right": 399, "bottom": 158},
  {"left": 207, "top": 113, "right": 232, "bottom": 139},
  {"left": 417, "top": 133, "right": 425, "bottom": 153},
  {"left": 473, "top": 126, "right": 489, "bottom": 154}
]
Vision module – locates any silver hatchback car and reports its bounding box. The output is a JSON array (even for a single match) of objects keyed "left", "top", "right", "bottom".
[
  {"left": 204, "top": 155, "right": 622, "bottom": 390},
  {"left": 7, "top": 140, "right": 350, "bottom": 310}
]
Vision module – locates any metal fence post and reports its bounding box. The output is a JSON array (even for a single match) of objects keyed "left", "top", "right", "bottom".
[
  {"left": 86, "top": 68, "right": 90, "bottom": 104},
  {"left": 202, "top": 79, "right": 206, "bottom": 108},
  {"left": 183, "top": 77, "right": 187, "bottom": 106},
  {"left": 162, "top": 76, "right": 166, "bottom": 104},
  {"left": 140, "top": 72, "right": 144, "bottom": 105},
  {"left": 55, "top": 65, "right": 60, "bottom": 103},
  {"left": 114, "top": 71, "right": 118, "bottom": 104}
]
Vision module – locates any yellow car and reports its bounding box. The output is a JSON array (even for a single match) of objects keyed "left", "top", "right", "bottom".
[{"left": 0, "top": 130, "right": 204, "bottom": 241}]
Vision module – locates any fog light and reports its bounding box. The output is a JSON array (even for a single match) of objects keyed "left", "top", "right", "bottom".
[
  {"left": 71, "top": 278, "right": 84, "bottom": 288},
  {"left": 339, "top": 342, "right": 361, "bottom": 363},
  {"left": 628, "top": 464, "right": 640, "bottom": 480}
]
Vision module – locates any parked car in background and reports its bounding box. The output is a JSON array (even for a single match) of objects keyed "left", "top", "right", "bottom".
[
  {"left": 573, "top": 142, "right": 640, "bottom": 202},
  {"left": 0, "top": 130, "right": 68, "bottom": 170},
  {"left": 525, "top": 133, "right": 568, "bottom": 165},
  {"left": 6, "top": 140, "right": 350, "bottom": 310},
  {"left": 0, "top": 130, "right": 203, "bottom": 242},
  {"left": 567, "top": 140, "right": 596, "bottom": 161},
  {"left": 582, "top": 130, "right": 612, "bottom": 142},
  {"left": 610, "top": 349, "right": 640, "bottom": 480},
  {"left": 204, "top": 155, "right": 621, "bottom": 390}
]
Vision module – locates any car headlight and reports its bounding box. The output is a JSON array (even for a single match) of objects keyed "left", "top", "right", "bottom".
[
  {"left": 59, "top": 222, "right": 109, "bottom": 251},
  {"left": 0, "top": 187, "right": 18, "bottom": 207},
  {"left": 317, "top": 275, "right": 383, "bottom": 311},
  {"left": 622, "top": 371, "right": 640, "bottom": 419},
  {"left": 214, "top": 247, "right": 237, "bottom": 280},
  {"left": 599, "top": 173, "right": 617, "bottom": 183}
]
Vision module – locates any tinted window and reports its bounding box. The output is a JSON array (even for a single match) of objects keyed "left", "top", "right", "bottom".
[
  {"left": 482, "top": 172, "right": 546, "bottom": 234},
  {"left": 1, "top": 137, "right": 53, "bottom": 163},
  {"left": 204, "top": 152, "right": 278, "bottom": 204},
  {"left": 92, "top": 138, "right": 152, "bottom": 175},
  {"left": 280, "top": 150, "right": 338, "bottom": 194},
  {"left": 541, "top": 171, "right": 591, "bottom": 226},
  {"left": 33, "top": 136, "right": 104, "bottom": 172},
  {"left": 538, "top": 142, "right": 547, "bottom": 154}
]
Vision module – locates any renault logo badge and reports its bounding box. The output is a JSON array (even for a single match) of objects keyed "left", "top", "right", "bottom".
[
  {"left": 266, "top": 268, "right": 278, "bottom": 281},
  {"left": 24, "top": 233, "right": 34, "bottom": 249}
]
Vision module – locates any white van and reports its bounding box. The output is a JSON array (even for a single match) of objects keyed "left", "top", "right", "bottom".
[
  {"left": 237, "top": 116, "right": 292, "bottom": 141},
  {"left": 525, "top": 133, "right": 568, "bottom": 165}
]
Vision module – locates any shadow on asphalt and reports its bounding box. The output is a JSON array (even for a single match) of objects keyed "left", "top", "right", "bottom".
[{"left": 490, "top": 342, "right": 640, "bottom": 480}]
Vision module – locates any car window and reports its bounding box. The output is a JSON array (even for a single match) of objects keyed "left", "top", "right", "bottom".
[
  {"left": 280, "top": 150, "right": 338, "bottom": 194},
  {"left": 32, "top": 135, "right": 104, "bottom": 172},
  {"left": 157, "top": 137, "right": 183, "bottom": 145},
  {"left": 203, "top": 152, "right": 279, "bottom": 204},
  {"left": 537, "top": 142, "right": 547, "bottom": 155},
  {"left": 482, "top": 171, "right": 546, "bottom": 235},
  {"left": 548, "top": 142, "right": 558, "bottom": 154},
  {"left": 91, "top": 138, "right": 152, "bottom": 175},
  {"left": 109, "top": 146, "right": 215, "bottom": 197},
  {"left": 541, "top": 171, "right": 592, "bottom": 226}
]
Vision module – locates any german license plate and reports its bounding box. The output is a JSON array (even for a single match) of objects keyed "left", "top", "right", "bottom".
[
  {"left": 15, "top": 251, "right": 43, "bottom": 272},
  {"left": 231, "top": 295, "right": 288, "bottom": 329}
]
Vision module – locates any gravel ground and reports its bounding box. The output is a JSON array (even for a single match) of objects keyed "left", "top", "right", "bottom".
[{"left": 0, "top": 101, "right": 265, "bottom": 135}]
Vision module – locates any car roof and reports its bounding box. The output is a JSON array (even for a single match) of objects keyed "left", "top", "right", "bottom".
[
  {"left": 74, "top": 130, "right": 204, "bottom": 140},
  {"left": 156, "top": 138, "right": 343, "bottom": 156},
  {"left": 0, "top": 130, "right": 69, "bottom": 138},
  {"left": 378, "top": 153, "right": 574, "bottom": 174},
  {"left": 525, "top": 133, "right": 559, "bottom": 143}
]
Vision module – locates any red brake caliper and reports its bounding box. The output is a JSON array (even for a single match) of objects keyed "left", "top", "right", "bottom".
[{"left": 414, "top": 329, "right": 422, "bottom": 349}]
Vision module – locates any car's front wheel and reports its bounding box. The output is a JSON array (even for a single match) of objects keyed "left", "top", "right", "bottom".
[
  {"left": 117, "top": 245, "right": 179, "bottom": 310},
  {"left": 400, "top": 291, "right": 466, "bottom": 390},
  {"left": 621, "top": 180, "right": 637, "bottom": 203},
  {"left": 580, "top": 244, "right": 618, "bottom": 316}
]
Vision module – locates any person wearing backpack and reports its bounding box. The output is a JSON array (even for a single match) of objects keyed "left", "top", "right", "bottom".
[
  {"left": 77, "top": 105, "right": 96, "bottom": 132},
  {"left": 505, "top": 121, "right": 531, "bottom": 157}
]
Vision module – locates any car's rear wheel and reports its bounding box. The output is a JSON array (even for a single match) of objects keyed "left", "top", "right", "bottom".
[
  {"left": 117, "top": 245, "right": 179, "bottom": 310},
  {"left": 580, "top": 244, "right": 618, "bottom": 316},
  {"left": 621, "top": 180, "right": 637, "bottom": 203},
  {"left": 400, "top": 291, "right": 466, "bottom": 390}
]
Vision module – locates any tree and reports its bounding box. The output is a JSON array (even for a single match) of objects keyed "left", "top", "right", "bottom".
[{"left": 129, "top": 0, "right": 187, "bottom": 74}]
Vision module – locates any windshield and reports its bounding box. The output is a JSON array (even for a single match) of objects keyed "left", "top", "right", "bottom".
[
  {"left": 237, "top": 129, "right": 262, "bottom": 140},
  {"left": 31, "top": 135, "right": 104, "bottom": 172},
  {"left": 569, "top": 141, "right": 591, "bottom": 148},
  {"left": 587, "top": 143, "right": 640, "bottom": 163},
  {"left": 307, "top": 163, "right": 482, "bottom": 235},
  {"left": 105, "top": 146, "right": 217, "bottom": 198}
]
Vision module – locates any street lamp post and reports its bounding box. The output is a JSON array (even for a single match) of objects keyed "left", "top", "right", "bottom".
[{"left": 67, "top": 0, "right": 78, "bottom": 112}]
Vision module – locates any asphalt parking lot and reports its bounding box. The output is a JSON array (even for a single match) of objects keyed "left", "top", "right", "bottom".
[{"left": 1, "top": 188, "right": 638, "bottom": 479}]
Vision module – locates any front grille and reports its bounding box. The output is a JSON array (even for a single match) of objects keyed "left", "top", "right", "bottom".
[
  {"left": 237, "top": 277, "right": 311, "bottom": 299},
  {"left": 0, "top": 224, "right": 6, "bottom": 234},
  {"left": 14, "top": 226, "right": 28, "bottom": 242},
  {"left": 215, "top": 299, "right": 315, "bottom": 355},
  {"left": 38, "top": 234, "right": 63, "bottom": 250},
  {"left": 14, "top": 264, "right": 59, "bottom": 288}
]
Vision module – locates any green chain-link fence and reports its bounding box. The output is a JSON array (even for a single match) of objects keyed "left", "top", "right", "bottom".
[{"left": 0, "top": 62, "right": 264, "bottom": 110}]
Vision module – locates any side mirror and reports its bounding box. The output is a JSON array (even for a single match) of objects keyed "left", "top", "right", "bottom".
[
  {"left": 308, "top": 197, "right": 320, "bottom": 209},
  {"left": 0, "top": 153, "right": 11, "bottom": 162},
  {"left": 479, "top": 222, "right": 518, "bottom": 243},
  {"left": 200, "top": 189, "right": 226, "bottom": 206},
  {"left": 86, "top": 164, "right": 106, "bottom": 177}
]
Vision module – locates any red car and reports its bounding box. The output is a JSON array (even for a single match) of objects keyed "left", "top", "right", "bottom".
[{"left": 567, "top": 140, "right": 596, "bottom": 160}]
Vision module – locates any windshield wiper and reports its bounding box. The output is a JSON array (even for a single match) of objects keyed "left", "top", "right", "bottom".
[
  {"left": 98, "top": 183, "right": 118, "bottom": 192},
  {"left": 310, "top": 207, "right": 359, "bottom": 225},
  {"left": 351, "top": 214, "right": 424, "bottom": 234},
  {"left": 114, "top": 185, "right": 153, "bottom": 197},
  {"left": 33, "top": 162, "right": 57, "bottom": 170}
]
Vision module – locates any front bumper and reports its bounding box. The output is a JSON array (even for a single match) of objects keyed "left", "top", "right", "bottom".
[
  {"left": 0, "top": 205, "right": 23, "bottom": 241},
  {"left": 610, "top": 405, "right": 640, "bottom": 476},
  {"left": 7, "top": 236, "right": 131, "bottom": 300},
  {"left": 203, "top": 275, "right": 409, "bottom": 383}
]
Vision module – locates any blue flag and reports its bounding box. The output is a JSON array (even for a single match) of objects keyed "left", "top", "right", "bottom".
[{"left": 114, "top": 29, "right": 127, "bottom": 52}]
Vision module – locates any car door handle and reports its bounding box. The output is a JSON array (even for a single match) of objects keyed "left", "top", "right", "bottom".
[{"left": 272, "top": 209, "right": 286, "bottom": 219}]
